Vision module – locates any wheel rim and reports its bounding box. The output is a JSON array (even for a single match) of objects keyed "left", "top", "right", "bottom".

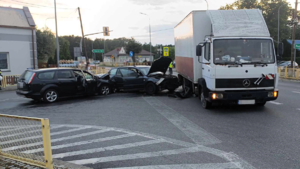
[
  {"left": 102, "top": 86, "right": 109, "bottom": 95},
  {"left": 201, "top": 92, "right": 206, "bottom": 108},
  {"left": 46, "top": 91, "right": 57, "bottom": 102}
]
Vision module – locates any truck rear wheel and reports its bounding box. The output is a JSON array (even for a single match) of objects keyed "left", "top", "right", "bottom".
[{"left": 200, "top": 90, "right": 212, "bottom": 109}]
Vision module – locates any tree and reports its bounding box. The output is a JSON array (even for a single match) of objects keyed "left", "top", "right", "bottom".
[
  {"left": 36, "top": 28, "right": 56, "bottom": 63},
  {"left": 58, "top": 37, "right": 71, "bottom": 60},
  {"left": 169, "top": 46, "right": 175, "bottom": 61},
  {"left": 125, "top": 38, "right": 142, "bottom": 64}
]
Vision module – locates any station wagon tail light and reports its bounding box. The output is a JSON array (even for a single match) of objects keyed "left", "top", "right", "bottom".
[{"left": 28, "top": 73, "right": 36, "bottom": 84}]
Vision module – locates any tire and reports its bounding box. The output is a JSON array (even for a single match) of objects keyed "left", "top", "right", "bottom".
[
  {"left": 200, "top": 90, "right": 212, "bottom": 109},
  {"left": 256, "top": 101, "right": 266, "bottom": 106},
  {"left": 145, "top": 83, "right": 156, "bottom": 95},
  {"left": 99, "top": 85, "right": 110, "bottom": 95},
  {"left": 43, "top": 89, "right": 58, "bottom": 103}
]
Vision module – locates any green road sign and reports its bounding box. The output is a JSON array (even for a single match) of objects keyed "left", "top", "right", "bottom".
[
  {"left": 295, "top": 44, "right": 300, "bottom": 49},
  {"left": 92, "top": 49, "right": 104, "bottom": 53}
]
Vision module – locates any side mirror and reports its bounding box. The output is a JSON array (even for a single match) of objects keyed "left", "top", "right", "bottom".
[
  {"left": 278, "top": 42, "right": 284, "bottom": 57},
  {"left": 196, "top": 45, "right": 202, "bottom": 56}
]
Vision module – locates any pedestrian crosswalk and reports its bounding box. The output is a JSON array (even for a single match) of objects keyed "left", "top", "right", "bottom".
[{"left": 1, "top": 124, "right": 254, "bottom": 169}]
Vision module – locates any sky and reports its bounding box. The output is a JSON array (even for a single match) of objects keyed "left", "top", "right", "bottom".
[{"left": 0, "top": 0, "right": 297, "bottom": 45}]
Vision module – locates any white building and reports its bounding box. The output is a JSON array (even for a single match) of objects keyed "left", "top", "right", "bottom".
[
  {"left": 0, "top": 6, "right": 37, "bottom": 75},
  {"left": 104, "top": 47, "right": 154, "bottom": 63}
]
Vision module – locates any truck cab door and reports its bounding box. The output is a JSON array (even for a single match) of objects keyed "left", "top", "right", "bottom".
[{"left": 202, "top": 42, "right": 213, "bottom": 88}]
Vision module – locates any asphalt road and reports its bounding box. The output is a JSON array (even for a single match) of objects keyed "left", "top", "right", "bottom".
[{"left": 0, "top": 80, "right": 299, "bottom": 169}]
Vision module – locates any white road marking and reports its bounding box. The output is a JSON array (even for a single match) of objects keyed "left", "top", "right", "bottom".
[
  {"left": 0, "top": 125, "right": 64, "bottom": 139},
  {"left": 69, "top": 146, "right": 205, "bottom": 165},
  {"left": 143, "top": 97, "right": 221, "bottom": 145},
  {"left": 63, "top": 124, "right": 196, "bottom": 148},
  {"left": 269, "top": 101, "right": 283, "bottom": 105},
  {"left": 2, "top": 129, "right": 111, "bottom": 151},
  {"left": 53, "top": 139, "right": 163, "bottom": 158},
  {"left": 1, "top": 126, "right": 90, "bottom": 145},
  {"left": 23, "top": 134, "right": 134, "bottom": 154},
  {"left": 106, "top": 163, "right": 239, "bottom": 169},
  {"left": 292, "top": 91, "right": 300, "bottom": 94},
  {"left": 0, "top": 126, "right": 43, "bottom": 135}
]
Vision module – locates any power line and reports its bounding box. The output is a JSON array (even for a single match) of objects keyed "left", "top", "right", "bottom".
[
  {"left": 152, "top": 28, "right": 173, "bottom": 32},
  {"left": 5, "top": 0, "right": 74, "bottom": 9}
]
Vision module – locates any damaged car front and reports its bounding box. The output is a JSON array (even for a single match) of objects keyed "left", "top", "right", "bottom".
[{"left": 145, "top": 57, "right": 179, "bottom": 93}]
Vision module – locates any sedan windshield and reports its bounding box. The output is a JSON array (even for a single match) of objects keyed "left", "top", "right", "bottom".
[
  {"left": 213, "top": 39, "right": 275, "bottom": 64},
  {"left": 138, "top": 67, "right": 150, "bottom": 75}
]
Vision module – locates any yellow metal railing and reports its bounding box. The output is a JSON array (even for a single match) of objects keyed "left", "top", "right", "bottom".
[
  {"left": 0, "top": 114, "right": 53, "bottom": 169},
  {"left": 1, "top": 75, "right": 20, "bottom": 89},
  {"left": 277, "top": 67, "right": 300, "bottom": 80}
]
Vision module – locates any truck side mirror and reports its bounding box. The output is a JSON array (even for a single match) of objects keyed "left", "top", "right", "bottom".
[
  {"left": 278, "top": 42, "right": 284, "bottom": 57},
  {"left": 196, "top": 45, "right": 202, "bottom": 56}
]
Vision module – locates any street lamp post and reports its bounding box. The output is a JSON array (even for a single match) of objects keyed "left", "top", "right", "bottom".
[
  {"left": 204, "top": 0, "right": 209, "bottom": 10},
  {"left": 54, "top": 0, "right": 59, "bottom": 66},
  {"left": 140, "top": 13, "right": 152, "bottom": 58}
]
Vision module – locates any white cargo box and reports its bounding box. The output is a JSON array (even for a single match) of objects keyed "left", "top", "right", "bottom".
[{"left": 175, "top": 9, "right": 270, "bottom": 83}]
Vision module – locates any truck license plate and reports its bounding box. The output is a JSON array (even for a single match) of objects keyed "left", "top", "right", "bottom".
[{"left": 238, "top": 100, "right": 255, "bottom": 105}]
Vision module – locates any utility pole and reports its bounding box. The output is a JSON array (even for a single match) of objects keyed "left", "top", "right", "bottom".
[
  {"left": 291, "top": 0, "right": 298, "bottom": 68},
  {"left": 54, "top": 0, "right": 59, "bottom": 66},
  {"left": 78, "top": 7, "right": 89, "bottom": 69},
  {"left": 278, "top": 4, "right": 284, "bottom": 57}
]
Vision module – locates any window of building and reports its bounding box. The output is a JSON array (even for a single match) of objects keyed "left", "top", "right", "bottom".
[{"left": 0, "top": 53, "right": 9, "bottom": 71}]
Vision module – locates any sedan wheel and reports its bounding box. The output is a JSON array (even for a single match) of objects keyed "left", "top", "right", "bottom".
[
  {"left": 43, "top": 89, "right": 58, "bottom": 103},
  {"left": 100, "top": 85, "right": 110, "bottom": 95},
  {"left": 145, "top": 83, "right": 156, "bottom": 95}
]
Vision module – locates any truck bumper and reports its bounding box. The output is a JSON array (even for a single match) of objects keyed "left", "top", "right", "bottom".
[{"left": 208, "top": 90, "right": 278, "bottom": 103}]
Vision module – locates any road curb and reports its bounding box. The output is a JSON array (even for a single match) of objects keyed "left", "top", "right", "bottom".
[
  {"left": 279, "top": 78, "right": 300, "bottom": 83},
  {"left": 0, "top": 86, "right": 17, "bottom": 92}
]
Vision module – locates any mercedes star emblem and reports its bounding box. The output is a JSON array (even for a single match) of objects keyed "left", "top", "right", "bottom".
[{"left": 243, "top": 79, "right": 251, "bottom": 87}]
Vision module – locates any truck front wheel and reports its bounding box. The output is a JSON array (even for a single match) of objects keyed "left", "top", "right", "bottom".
[{"left": 200, "top": 90, "right": 212, "bottom": 109}]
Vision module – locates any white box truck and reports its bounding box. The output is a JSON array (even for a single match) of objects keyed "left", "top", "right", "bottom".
[{"left": 175, "top": 9, "right": 281, "bottom": 108}]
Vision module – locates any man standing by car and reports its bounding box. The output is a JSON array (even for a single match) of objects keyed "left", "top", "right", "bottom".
[{"left": 169, "top": 61, "right": 173, "bottom": 75}]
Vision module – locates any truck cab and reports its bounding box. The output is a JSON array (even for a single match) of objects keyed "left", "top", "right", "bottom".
[{"left": 197, "top": 37, "right": 278, "bottom": 108}]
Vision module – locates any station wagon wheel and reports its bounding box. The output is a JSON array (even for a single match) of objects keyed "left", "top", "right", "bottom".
[
  {"left": 43, "top": 89, "right": 58, "bottom": 103},
  {"left": 100, "top": 85, "right": 110, "bottom": 95}
]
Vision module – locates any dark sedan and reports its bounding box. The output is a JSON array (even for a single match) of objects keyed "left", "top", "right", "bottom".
[{"left": 100, "top": 57, "right": 180, "bottom": 95}]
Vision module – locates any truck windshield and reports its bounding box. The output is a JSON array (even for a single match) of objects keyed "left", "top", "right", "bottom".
[{"left": 213, "top": 39, "right": 275, "bottom": 64}]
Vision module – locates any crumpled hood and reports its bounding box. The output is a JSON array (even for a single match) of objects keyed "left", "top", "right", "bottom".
[{"left": 147, "top": 57, "right": 172, "bottom": 75}]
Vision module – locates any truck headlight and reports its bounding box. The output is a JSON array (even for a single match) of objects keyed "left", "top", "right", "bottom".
[
  {"left": 212, "top": 93, "right": 223, "bottom": 99},
  {"left": 268, "top": 91, "right": 278, "bottom": 97}
]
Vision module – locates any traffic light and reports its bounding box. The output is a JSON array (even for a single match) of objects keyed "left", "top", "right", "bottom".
[{"left": 103, "top": 27, "right": 110, "bottom": 36}]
